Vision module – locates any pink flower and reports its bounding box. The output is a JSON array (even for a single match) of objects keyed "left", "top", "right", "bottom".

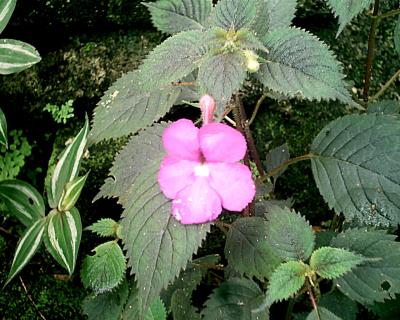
[{"left": 158, "top": 119, "right": 256, "bottom": 224}]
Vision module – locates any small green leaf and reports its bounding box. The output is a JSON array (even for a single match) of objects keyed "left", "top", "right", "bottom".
[
  {"left": 265, "top": 205, "right": 315, "bottom": 261},
  {"left": 368, "top": 100, "right": 400, "bottom": 115},
  {"left": 395, "top": 16, "right": 400, "bottom": 55},
  {"left": 171, "top": 289, "right": 200, "bottom": 320},
  {"left": 0, "top": 39, "right": 41, "bottom": 74},
  {"left": 0, "top": 179, "right": 45, "bottom": 227},
  {"left": 319, "top": 290, "right": 358, "bottom": 320},
  {"left": 4, "top": 218, "right": 46, "bottom": 286},
  {"left": 310, "top": 247, "right": 368, "bottom": 280},
  {"left": 0, "top": 0, "right": 16, "bottom": 34},
  {"left": 266, "top": 143, "right": 290, "bottom": 180},
  {"left": 58, "top": 172, "right": 88, "bottom": 212},
  {"left": 212, "top": 0, "right": 259, "bottom": 30},
  {"left": 86, "top": 218, "right": 119, "bottom": 238},
  {"left": 47, "top": 118, "right": 89, "bottom": 208},
  {"left": 306, "top": 307, "right": 341, "bottom": 320},
  {"left": 145, "top": 297, "right": 167, "bottom": 320},
  {"left": 0, "top": 107, "right": 7, "bottom": 148},
  {"left": 44, "top": 208, "right": 82, "bottom": 275},
  {"left": 81, "top": 241, "right": 126, "bottom": 294},
  {"left": 144, "top": 0, "right": 212, "bottom": 34}
]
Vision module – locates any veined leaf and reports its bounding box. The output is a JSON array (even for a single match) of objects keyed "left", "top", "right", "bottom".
[
  {"left": 306, "top": 307, "right": 342, "bottom": 320},
  {"left": 86, "top": 218, "right": 119, "bottom": 238},
  {"left": 58, "top": 172, "right": 88, "bottom": 212},
  {"left": 81, "top": 241, "right": 126, "bottom": 294},
  {"left": 225, "top": 217, "right": 281, "bottom": 280},
  {"left": 0, "top": 107, "right": 7, "bottom": 147},
  {"left": 326, "top": 0, "right": 373, "bottom": 36},
  {"left": 258, "top": 27, "right": 354, "bottom": 105},
  {"left": 0, "top": 0, "right": 16, "bottom": 34},
  {"left": 145, "top": 298, "right": 167, "bottom": 320},
  {"left": 0, "top": 39, "right": 41, "bottom": 75},
  {"left": 311, "top": 114, "right": 400, "bottom": 227},
  {"left": 4, "top": 218, "right": 46, "bottom": 286},
  {"left": 144, "top": 0, "right": 212, "bottom": 34},
  {"left": 395, "top": 16, "right": 400, "bottom": 55},
  {"left": 212, "top": 0, "right": 259, "bottom": 31},
  {"left": 171, "top": 289, "right": 200, "bottom": 320},
  {"left": 0, "top": 179, "right": 45, "bottom": 227},
  {"left": 44, "top": 208, "right": 82, "bottom": 275},
  {"left": 47, "top": 118, "right": 89, "bottom": 208},
  {"left": 319, "top": 290, "right": 358, "bottom": 320},
  {"left": 367, "top": 100, "right": 400, "bottom": 115}
]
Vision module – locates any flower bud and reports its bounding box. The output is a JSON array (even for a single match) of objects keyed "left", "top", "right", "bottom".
[
  {"left": 200, "top": 94, "right": 216, "bottom": 125},
  {"left": 243, "top": 50, "right": 260, "bottom": 73}
]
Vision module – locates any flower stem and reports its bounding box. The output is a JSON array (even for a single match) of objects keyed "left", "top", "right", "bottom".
[{"left": 371, "top": 68, "right": 400, "bottom": 101}]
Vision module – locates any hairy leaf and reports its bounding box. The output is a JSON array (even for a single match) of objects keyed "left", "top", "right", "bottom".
[
  {"left": 0, "top": 179, "right": 45, "bottom": 227},
  {"left": 319, "top": 290, "right": 358, "bottom": 320},
  {"left": 331, "top": 228, "right": 400, "bottom": 304},
  {"left": 0, "top": 107, "right": 7, "bottom": 147},
  {"left": 145, "top": 298, "right": 167, "bottom": 320},
  {"left": 265, "top": 205, "right": 315, "bottom": 261},
  {"left": 395, "top": 16, "right": 400, "bottom": 55},
  {"left": 171, "top": 289, "right": 200, "bottom": 320},
  {"left": 0, "top": 0, "right": 16, "bottom": 34},
  {"left": 202, "top": 278, "right": 268, "bottom": 320},
  {"left": 212, "top": 0, "right": 259, "bottom": 30},
  {"left": 258, "top": 27, "right": 354, "bottom": 105},
  {"left": 311, "top": 114, "right": 400, "bottom": 226},
  {"left": 0, "top": 39, "right": 41, "bottom": 74},
  {"left": 306, "top": 307, "right": 341, "bottom": 320},
  {"left": 86, "top": 218, "right": 119, "bottom": 238},
  {"left": 144, "top": 0, "right": 212, "bottom": 34},
  {"left": 225, "top": 217, "right": 281, "bottom": 280},
  {"left": 367, "top": 100, "right": 400, "bottom": 115}
]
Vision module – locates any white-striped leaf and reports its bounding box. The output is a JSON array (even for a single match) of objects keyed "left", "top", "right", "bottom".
[
  {"left": 0, "top": 179, "right": 45, "bottom": 227},
  {"left": 44, "top": 208, "right": 82, "bottom": 275},
  {"left": 0, "top": 39, "right": 41, "bottom": 75},
  {"left": 47, "top": 118, "right": 89, "bottom": 208},
  {"left": 58, "top": 172, "right": 89, "bottom": 212},
  {"left": 0, "top": 0, "right": 16, "bottom": 34},
  {"left": 4, "top": 218, "right": 46, "bottom": 286},
  {"left": 0, "top": 106, "right": 7, "bottom": 148}
]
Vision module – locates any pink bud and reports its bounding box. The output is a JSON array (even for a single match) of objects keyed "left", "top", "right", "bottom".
[{"left": 200, "top": 94, "right": 216, "bottom": 125}]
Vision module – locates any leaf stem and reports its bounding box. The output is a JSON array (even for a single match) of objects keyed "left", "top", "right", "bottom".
[
  {"left": 371, "top": 68, "right": 400, "bottom": 101},
  {"left": 306, "top": 279, "right": 320, "bottom": 320},
  {"left": 373, "top": 8, "right": 400, "bottom": 20},
  {"left": 249, "top": 93, "right": 268, "bottom": 125}
]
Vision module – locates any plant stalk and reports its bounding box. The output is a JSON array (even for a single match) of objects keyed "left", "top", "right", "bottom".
[
  {"left": 306, "top": 280, "right": 320, "bottom": 320},
  {"left": 371, "top": 68, "right": 400, "bottom": 101}
]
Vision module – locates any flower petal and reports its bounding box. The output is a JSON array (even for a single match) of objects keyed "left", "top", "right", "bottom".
[
  {"left": 172, "top": 177, "right": 222, "bottom": 224},
  {"left": 158, "top": 156, "right": 198, "bottom": 199},
  {"left": 209, "top": 163, "right": 255, "bottom": 211},
  {"left": 199, "top": 123, "right": 246, "bottom": 162},
  {"left": 163, "top": 119, "right": 201, "bottom": 161}
]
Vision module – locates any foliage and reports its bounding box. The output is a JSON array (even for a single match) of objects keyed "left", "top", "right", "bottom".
[{"left": 43, "top": 99, "right": 74, "bottom": 124}]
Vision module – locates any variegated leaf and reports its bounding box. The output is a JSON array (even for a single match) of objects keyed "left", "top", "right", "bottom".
[
  {"left": 0, "top": 39, "right": 41, "bottom": 74},
  {"left": 0, "top": 0, "right": 16, "bottom": 34},
  {"left": 0, "top": 106, "right": 7, "bottom": 148},
  {"left": 58, "top": 172, "right": 89, "bottom": 212}
]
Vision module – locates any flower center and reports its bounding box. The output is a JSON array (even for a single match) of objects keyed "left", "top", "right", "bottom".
[{"left": 194, "top": 164, "right": 210, "bottom": 177}]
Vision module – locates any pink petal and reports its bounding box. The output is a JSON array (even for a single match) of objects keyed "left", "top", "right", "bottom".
[
  {"left": 172, "top": 177, "right": 222, "bottom": 224},
  {"left": 208, "top": 162, "right": 255, "bottom": 212},
  {"left": 163, "top": 119, "right": 201, "bottom": 161},
  {"left": 199, "top": 123, "right": 247, "bottom": 163},
  {"left": 158, "top": 156, "right": 198, "bottom": 199}
]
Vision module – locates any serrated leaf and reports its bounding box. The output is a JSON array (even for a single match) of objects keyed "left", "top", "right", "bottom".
[
  {"left": 326, "top": 0, "right": 373, "bottom": 36},
  {"left": 225, "top": 217, "right": 281, "bottom": 280},
  {"left": 145, "top": 297, "right": 167, "bottom": 320},
  {"left": 86, "top": 218, "right": 119, "bottom": 238},
  {"left": 395, "top": 16, "right": 400, "bottom": 55},
  {"left": 258, "top": 27, "right": 354, "bottom": 105},
  {"left": 331, "top": 228, "right": 400, "bottom": 304},
  {"left": 266, "top": 143, "right": 290, "bottom": 180},
  {"left": 0, "top": 39, "right": 41, "bottom": 74},
  {"left": 311, "top": 113, "right": 400, "bottom": 227},
  {"left": 368, "top": 294, "right": 400, "bottom": 320},
  {"left": 47, "top": 118, "right": 89, "bottom": 208},
  {"left": 306, "top": 307, "right": 342, "bottom": 320},
  {"left": 310, "top": 247, "right": 367, "bottom": 280},
  {"left": 212, "top": 0, "right": 259, "bottom": 30},
  {"left": 44, "top": 208, "right": 82, "bottom": 275},
  {"left": 0, "top": 179, "right": 45, "bottom": 227},
  {"left": 171, "top": 289, "right": 200, "bottom": 320},
  {"left": 5, "top": 218, "right": 46, "bottom": 286},
  {"left": 202, "top": 278, "right": 268, "bottom": 320},
  {"left": 368, "top": 100, "right": 400, "bottom": 115},
  {"left": 144, "top": 0, "right": 212, "bottom": 34},
  {"left": 0, "top": 107, "right": 7, "bottom": 148},
  {"left": 265, "top": 205, "right": 315, "bottom": 261},
  {"left": 319, "top": 290, "right": 358, "bottom": 320},
  {"left": 59, "top": 172, "right": 88, "bottom": 212},
  {"left": 81, "top": 241, "right": 126, "bottom": 294},
  {"left": 0, "top": 0, "right": 16, "bottom": 34}
]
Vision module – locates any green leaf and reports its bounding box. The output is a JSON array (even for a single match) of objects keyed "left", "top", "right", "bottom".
[
  {"left": 225, "top": 217, "right": 281, "bottom": 280},
  {"left": 202, "top": 278, "right": 268, "bottom": 320},
  {"left": 4, "top": 218, "right": 46, "bottom": 286},
  {"left": 311, "top": 113, "right": 400, "bottom": 227},
  {"left": 0, "top": 0, "right": 16, "bottom": 34},
  {"left": 212, "top": 0, "right": 259, "bottom": 30},
  {"left": 326, "top": 0, "right": 373, "bottom": 36},
  {"left": 395, "top": 16, "right": 400, "bottom": 55},
  {"left": 81, "top": 241, "right": 126, "bottom": 294},
  {"left": 368, "top": 294, "right": 400, "bottom": 320},
  {"left": 171, "top": 289, "right": 201, "bottom": 320},
  {"left": 47, "top": 118, "right": 89, "bottom": 209},
  {"left": 331, "top": 228, "right": 400, "bottom": 304},
  {"left": 144, "top": 0, "right": 212, "bottom": 34},
  {"left": 368, "top": 100, "right": 400, "bottom": 115},
  {"left": 44, "top": 208, "right": 82, "bottom": 275},
  {"left": 59, "top": 172, "right": 88, "bottom": 212},
  {"left": 265, "top": 205, "right": 315, "bottom": 261},
  {"left": 266, "top": 143, "right": 290, "bottom": 180},
  {"left": 258, "top": 27, "right": 354, "bottom": 106},
  {"left": 0, "top": 107, "right": 7, "bottom": 148},
  {"left": 0, "top": 39, "right": 41, "bottom": 74},
  {"left": 310, "top": 247, "right": 367, "bottom": 280},
  {"left": 86, "top": 218, "right": 119, "bottom": 238},
  {"left": 319, "top": 290, "right": 358, "bottom": 320},
  {"left": 306, "top": 307, "right": 342, "bottom": 320},
  {"left": 0, "top": 179, "right": 45, "bottom": 227},
  {"left": 145, "top": 298, "right": 167, "bottom": 320}
]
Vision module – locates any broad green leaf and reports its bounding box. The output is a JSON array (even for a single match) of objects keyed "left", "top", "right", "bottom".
[
  {"left": 0, "top": 179, "right": 45, "bottom": 227},
  {"left": 395, "top": 16, "right": 400, "bottom": 55},
  {"left": 58, "top": 172, "right": 88, "bottom": 212},
  {"left": 212, "top": 0, "right": 259, "bottom": 30},
  {"left": 86, "top": 218, "right": 119, "bottom": 238},
  {"left": 171, "top": 289, "right": 201, "bottom": 320},
  {"left": 265, "top": 205, "right": 315, "bottom": 261},
  {"left": 266, "top": 143, "right": 290, "bottom": 180},
  {"left": 0, "top": 39, "right": 41, "bottom": 74},
  {"left": 89, "top": 72, "right": 180, "bottom": 144},
  {"left": 81, "top": 241, "right": 126, "bottom": 294},
  {"left": 331, "top": 228, "right": 400, "bottom": 304},
  {"left": 368, "top": 100, "right": 400, "bottom": 115},
  {"left": 310, "top": 247, "right": 367, "bottom": 280},
  {"left": 258, "top": 27, "right": 354, "bottom": 106},
  {"left": 311, "top": 114, "right": 400, "bottom": 227},
  {"left": 145, "top": 297, "right": 167, "bottom": 320},
  {"left": 202, "top": 278, "right": 268, "bottom": 320},
  {"left": 0, "top": 0, "right": 16, "bottom": 34},
  {"left": 326, "top": 0, "right": 373, "bottom": 36},
  {"left": 0, "top": 107, "right": 7, "bottom": 148},
  {"left": 319, "top": 290, "right": 358, "bottom": 320},
  {"left": 5, "top": 218, "right": 46, "bottom": 286},
  {"left": 225, "top": 217, "right": 281, "bottom": 280},
  {"left": 44, "top": 208, "right": 82, "bottom": 275},
  {"left": 306, "top": 307, "right": 341, "bottom": 320},
  {"left": 368, "top": 294, "right": 400, "bottom": 320},
  {"left": 47, "top": 118, "right": 89, "bottom": 209},
  {"left": 144, "top": 0, "right": 212, "bottom": 34}
]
